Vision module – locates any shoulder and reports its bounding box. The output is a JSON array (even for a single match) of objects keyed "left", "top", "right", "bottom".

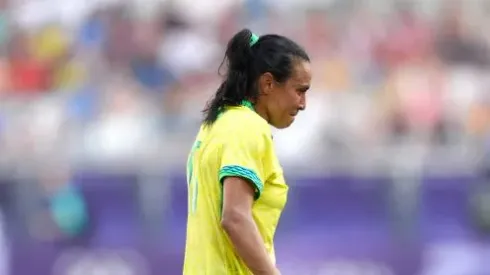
[{"left": 216, "top": 106, "right": 271, "bottom": 137}]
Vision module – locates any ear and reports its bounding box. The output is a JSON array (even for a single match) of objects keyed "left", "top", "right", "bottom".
[{"left": 258, "top": 72, "right": 274, "bottom": 95}]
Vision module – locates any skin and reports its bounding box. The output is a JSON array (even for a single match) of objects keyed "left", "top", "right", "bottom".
[
  {"left": 221, "top": 177, "right": 277, "bottom": 275},
  {"left": 221, "top": 59, "right": 312, "bottom": 275},
  {"left": 255, "top": 59, "right": 312, "bottom": 129}
]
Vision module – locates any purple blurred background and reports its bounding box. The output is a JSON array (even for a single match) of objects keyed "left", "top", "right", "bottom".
[
  {"left": 2, "top": 173, "right": 489, "bottom": 274},
  {"left": 0, "top": 0, "right": 490, "bottom": 274}
]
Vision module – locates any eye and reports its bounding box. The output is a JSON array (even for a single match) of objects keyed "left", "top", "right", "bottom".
[{"left": 297, "top": 87, "right": 309, "bottom": 94}]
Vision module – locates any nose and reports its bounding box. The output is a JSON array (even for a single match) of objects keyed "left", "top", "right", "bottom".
[{"left": 298, "top": 94, "right": 306, "bottom": 111}]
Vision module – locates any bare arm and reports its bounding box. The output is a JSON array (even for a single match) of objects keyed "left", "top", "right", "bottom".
[{"left": 221, "top": 177, "right": 279, "bottom": 275}]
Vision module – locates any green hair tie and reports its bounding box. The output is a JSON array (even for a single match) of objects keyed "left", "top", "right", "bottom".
[{"left": 250, "top": 33, "right": 259, "bottom": 46}]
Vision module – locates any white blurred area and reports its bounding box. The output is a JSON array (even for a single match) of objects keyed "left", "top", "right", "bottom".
[{"left": 0, "top": 0, "right": 488, "bottom": 174}]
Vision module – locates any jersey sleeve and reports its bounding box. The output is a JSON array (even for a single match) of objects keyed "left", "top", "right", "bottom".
[{"left": 218, "top": 128, "right": 268, "bottom": 200}]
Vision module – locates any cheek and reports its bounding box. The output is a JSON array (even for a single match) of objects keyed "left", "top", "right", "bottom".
[
  {"left": 286, "top": 90, "right": 300, "bottom": 108},
  {"left": 276, "top": 94, "right": 292, "bottom": 113},
  {"left": 268, "top": 89, "right": 295, "bottom": 119},
  {"left": 269, "top": 100, "right": 282, "bottom": 118}
]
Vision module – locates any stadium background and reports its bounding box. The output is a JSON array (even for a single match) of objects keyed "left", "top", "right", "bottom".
[{"left": 0, "top": 0, "right": 490, "bottom": 274}]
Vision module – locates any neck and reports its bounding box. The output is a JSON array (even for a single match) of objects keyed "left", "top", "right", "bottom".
[{"left": 250, "top": 101, "right": 269, "bottom": 123}]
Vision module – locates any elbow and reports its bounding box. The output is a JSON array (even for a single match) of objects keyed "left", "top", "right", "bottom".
[{"left": 221, "top": 210, "right": 249, "bottom": 233}]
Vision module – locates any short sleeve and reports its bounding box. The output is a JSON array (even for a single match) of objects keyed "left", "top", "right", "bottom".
[{"left": 219, "top": 129, "right": 267, "bottom": 200}]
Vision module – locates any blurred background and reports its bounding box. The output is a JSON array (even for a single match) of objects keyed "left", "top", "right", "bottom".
[{"left": 0, "top": 0, "right": 490, "bottom": 274}]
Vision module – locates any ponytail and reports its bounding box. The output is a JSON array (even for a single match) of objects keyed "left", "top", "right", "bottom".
[
  {"left": 203, "top": 29, "right": 257, "bottom": 125},
  {"left": 203, "top": 28, "right": 310, "bottom": 126}
]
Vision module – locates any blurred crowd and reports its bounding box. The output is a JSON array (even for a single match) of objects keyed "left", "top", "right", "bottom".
[
  {"left": 0, "top": 0, "right": 488, "bottom": 171},
  {"left": 0, "top": 1, "right": 489, "bottom": 273}
]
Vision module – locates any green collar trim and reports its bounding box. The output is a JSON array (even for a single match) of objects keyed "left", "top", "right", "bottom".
[
  {"left": 240, "top": 100, "right": 254, "bottom": 111},
  {"left": 217, "top": 100, "right": 255, "bottom": 119}
]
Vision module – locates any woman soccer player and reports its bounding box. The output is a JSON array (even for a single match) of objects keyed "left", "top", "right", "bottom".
[{"left": 183, "top": 28, "right": 311, "bottom": 275}]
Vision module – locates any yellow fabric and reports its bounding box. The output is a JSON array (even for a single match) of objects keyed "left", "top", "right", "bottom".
[{"left": 183, "top": 105, "right": 288, "bottom": 275}]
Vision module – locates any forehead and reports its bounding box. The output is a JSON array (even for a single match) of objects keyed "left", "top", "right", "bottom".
[{"left": 288, "top": 60, "right": 312, "bottom": 85}]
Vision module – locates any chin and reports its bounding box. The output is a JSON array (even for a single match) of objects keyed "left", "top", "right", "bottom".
[
  {"left": 272, "top": 118, "right": 295, "bottom": 129},
  {"left": 273, "top": 125, "right": 289, "bottom": 129}
]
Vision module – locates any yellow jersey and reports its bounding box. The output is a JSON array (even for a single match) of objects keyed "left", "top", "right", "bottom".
[{"left": 183, "top": 102, "right": 289, "bottom": 275}]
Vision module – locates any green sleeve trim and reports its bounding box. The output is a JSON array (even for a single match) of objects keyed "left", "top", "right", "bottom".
[{"left": 219, "top": 165, "right": 263, "bottom": 200}]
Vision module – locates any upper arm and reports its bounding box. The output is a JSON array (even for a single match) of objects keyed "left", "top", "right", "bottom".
[
  {"left": 219, "top": 128, "right": 267, "bottom": 200},
  {"left": 221, "top": 176, "right": 256, "bottom": 221}
]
